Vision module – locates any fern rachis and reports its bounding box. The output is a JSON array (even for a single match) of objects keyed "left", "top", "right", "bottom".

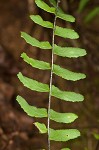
[{"left": 47, "top": 1, "right": 60, "bottom": 149}]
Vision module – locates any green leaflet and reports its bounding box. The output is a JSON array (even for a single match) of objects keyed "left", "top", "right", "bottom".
[
  {"left": 61, "top": 148, "right": 71, "bottom": 150},
  {"left": 34, "top": 122, "right": 47, "bottom": 134},
  {"left": 30, "top": 15, "right": 53, "bottom": 28},
  {"left": 54, "top": 44, "right": 87, "bottom": 58},
  {"left": 50, "top": 128, "right": 80, "bottom": 141},
  {"left": 35, "top": 0, "right": 75, "bottom": 22},
  {"left": 84, "top": 7, "right": 99, "bottom": 23},
  {"left": 21, "top": 53, "right": 50, "bottom": 70},
  {"left": 50, "top": 109, "right": 78, "bottom": 123},
  {"left": 57, "top": 11, "right": 75, "bottom": 22},
  {"left": 49, "top": 0, "right": 57, "bottom": 8},
  {"left": 22, "top": 53, "right": 86, "bottom": 81},
  {"left": 21, "top": 32, "right": 52, "bottom": 49},
  {"left": 35, "top": 0, "right": 55, "bottom": 13},
  {"left": 18, "top": 72, "right": 49, "bottom": 92},
  {"left": 53, "top": 64, "right": 86, "bottom": 81},
  {"left": 18, "top": 72, "right": 84, "bottom": 102},
  {"left": 52, "top": 85, "right": 84, "bottom": 102},
  {"left": 49, "top": 0, "right": 64, "bottom": 13},
  {"left": 34, "top": 122, "right": 80, "bottom": 141},
  {"left": 55, "top": 26, "right": 79, "bottom": 39},
  {"left": 16, "top": 96, "right": 47, "bottom": 118}
]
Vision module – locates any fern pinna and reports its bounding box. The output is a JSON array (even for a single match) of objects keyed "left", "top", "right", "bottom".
[{"left": 16, "top": 0, "right": 87, "bottom": 149}]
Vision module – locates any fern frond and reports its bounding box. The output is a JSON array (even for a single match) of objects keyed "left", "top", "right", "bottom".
[
  {"left": 78, "top": 0, "right": 90, "bottom": 13},
  {"left": 17, "top": 0, "right": 87, "bottom": 149},
  {"left": 84, "top": 7, "right": 99, "bottom": 23}
]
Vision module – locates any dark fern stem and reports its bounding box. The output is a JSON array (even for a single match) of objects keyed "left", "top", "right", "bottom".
[{"left": 95, "top": 141, "right": 99, "bottom": 150}]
